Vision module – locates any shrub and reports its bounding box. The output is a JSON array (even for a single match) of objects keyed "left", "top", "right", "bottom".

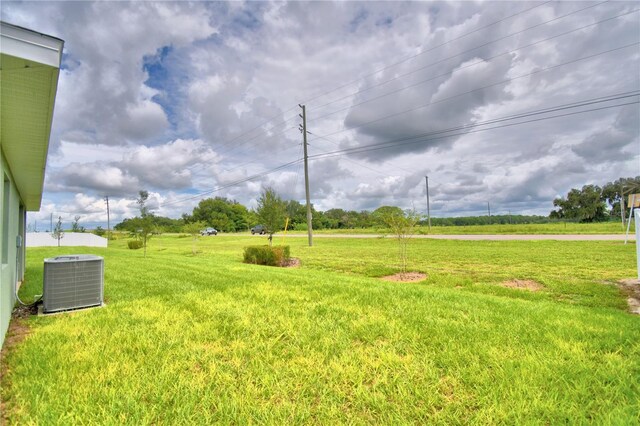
[
  {"left": 128, "top": 240, "right": 143, "bottom": 250},
  {"left": 243, "top": 245, "right": 290, "bottom": 266}
]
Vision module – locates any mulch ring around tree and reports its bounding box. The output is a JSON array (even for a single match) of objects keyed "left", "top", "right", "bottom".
[
  {"left": 500, "top": 279, "right": 545, "bottom": 292},
  {"left": 282, "top": 258, "right": 301, "bottom": 268},
  {"left": 381, "top": 272, "right": 427, "bottom": 283},
  {"left": 618, "top": 279, "right": 640, "bottom": 315}
]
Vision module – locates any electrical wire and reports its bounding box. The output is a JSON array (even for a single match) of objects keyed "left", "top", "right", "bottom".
[
  {"left": 308, "top": 7, "right": 639, "bottom": 122},
  {"left": 312, "top": 42, "right": 640, "bottom": 140},
  {"left": 300, "top": 1, "right": 555, "bottom": 106},
  {"left": 212, "top": 120, "right": 299, "bottom": 159},
  {"left": 180, "top": 1, "right": 557, "bottom": 167},
  {"left": 308, "top": 99, "right": 639, "bottom": 160},
  {"left": 310, "top": 91, "right": 640, "bottom": 154},
  {"left": 161, "top": 158, "right": 303, "bottom": 207},
  {"left": 307, "top": 131, "right": 415, "bottom": 178},
  {"left": 210, "top": 106, "right": 299, "bottom": 154}
]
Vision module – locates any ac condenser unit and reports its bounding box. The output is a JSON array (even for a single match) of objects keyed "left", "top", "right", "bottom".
[{"left": 43, "top": 255, "right": 104, "bottom": 313}]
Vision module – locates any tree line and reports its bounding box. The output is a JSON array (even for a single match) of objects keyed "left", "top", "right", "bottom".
[
  {"left": 550, "top": 176, "right": 639, "bottom": 223},
  {"left": 113, "top": 176, "right": 639, "bottom": 233}
]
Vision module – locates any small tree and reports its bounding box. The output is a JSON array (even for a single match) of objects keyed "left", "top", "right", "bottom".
[
  {"left": 51, "top": 216, "right": 64, "bottom": 247},
  {"left": 136, "top": 190, "right": 155, "bottom": 257},
  {"left": 94, "top": 226, "right": 106, "bottom": 237},
  {"left": 378, "top": 207, "right": 421, "bottom": 277},
  {"left": 71, "top": 215, "right": 85, "bottom": 232},
  {"left": 183, "top": 221, "right": 206, "bottom": 255},
  {"left": 256, "top": 187, "right": 286, "bottom": 246}
]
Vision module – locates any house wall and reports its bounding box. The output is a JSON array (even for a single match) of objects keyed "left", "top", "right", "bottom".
[{"left": 1, "top": 150, "right": 25, "bottom": 348}]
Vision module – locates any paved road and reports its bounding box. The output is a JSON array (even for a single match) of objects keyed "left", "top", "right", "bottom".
[{"left": 280, "top": 233, "right": 635, "bottom": 241}]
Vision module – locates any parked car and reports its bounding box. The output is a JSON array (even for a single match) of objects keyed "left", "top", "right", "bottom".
[
  {"left": 251, "top": 225, "right": 266, "bottom": 235},
  {"left": 200, "top": 227, "right": 218, "bottom": 236}
]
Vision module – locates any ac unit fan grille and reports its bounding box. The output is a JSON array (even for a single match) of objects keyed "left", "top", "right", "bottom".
[{"left": 43, "top": 255, "right": 104, "bottom": 313}]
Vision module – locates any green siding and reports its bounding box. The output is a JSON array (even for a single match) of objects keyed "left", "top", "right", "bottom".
[{"left": 1, "top": 151, "right": 23, "bottom": 348}]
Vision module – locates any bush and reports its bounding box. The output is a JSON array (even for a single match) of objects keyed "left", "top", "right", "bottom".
[
  {"left": 243, "top": 245, "right": 290, "bottom": 266},
  {"left": 128, "top": 240, "right": 143, "bottom": 250},
  {"left": 293, "top": 223, "right": 308, "bottom": 231}
]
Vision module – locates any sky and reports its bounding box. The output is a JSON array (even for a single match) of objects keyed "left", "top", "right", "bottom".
[{"left": 2, "top": 1, "right": 639, "bottom": 230}]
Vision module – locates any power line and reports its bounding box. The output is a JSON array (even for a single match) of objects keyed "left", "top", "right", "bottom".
[
  {"left": 161, "top": 158, "right": 303, "bottom": 207},
  {"left": 308, "top": 97, "right": 639, "bottom": 160},
  {"left": 307, "top": 131, "right": 415, "bottom": 178},
  {"left": 311, "top": 91, "right": 639, "bottom": 155},
  {"left": 308, "top": 6, "right": 638, "bottom": 122},
  {"left": 209, "top": 106, "right": 299, "bottom": 154},
  {"left": 300, "top": 1, "right": 555, "bottom": 106},
  {"left": 312, "top": 42, "right": 639, "bottom": 140},
  {"left": 177, "top": 1, "right": 558, "bottom": 167},
  {"left": 213, "top": 127, "right": 301, "bottom": 175},
  {"left": 305, "top": 92, "right": 639, "bottom": 182}
]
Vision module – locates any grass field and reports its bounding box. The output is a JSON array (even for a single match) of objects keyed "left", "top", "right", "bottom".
[
  {"left": 306, "top": 221, "right": 627, "bottom": 235},
  {"left": 2, "top": 235, "right": 639, "bottom": 424}
]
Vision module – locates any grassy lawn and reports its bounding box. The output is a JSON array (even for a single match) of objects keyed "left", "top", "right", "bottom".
[
  {"left": 2, "top": 235, "right": 639, "bottom": 424},
  {"left": 302, "top": 221, "right": 627, "bottom": 235}
]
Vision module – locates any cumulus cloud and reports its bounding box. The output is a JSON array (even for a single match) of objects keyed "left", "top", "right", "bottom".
[
  {"left": 2, "top": 0, "right": 636, "bottom": 225},
  {"left": 571, "top": 106, "right": 640, "bottom": 163},
  {"left": 46, "top": 139, "right": 218, "bottom": 197}
]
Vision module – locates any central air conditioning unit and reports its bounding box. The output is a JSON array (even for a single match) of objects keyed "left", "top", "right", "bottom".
[{"left": 43, "top": 255, "right": 104, "bottom": 313}]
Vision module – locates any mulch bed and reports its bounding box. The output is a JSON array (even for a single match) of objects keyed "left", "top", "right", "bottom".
[
  {"left": 381, "top": 272, "right": 427, "bottom": 282},
  {"left": 618, "top": 279, "right": 640, "bottom": 315},
  {"left": 282, "top": 258, "right": 301, "bottom": 268},
  {"left": 500, "top": 279, "right": 545, "bottom": 292}
]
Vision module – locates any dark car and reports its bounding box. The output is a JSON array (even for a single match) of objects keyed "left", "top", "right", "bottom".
[
  {"left": 200, "top": 227, "right": 218, "bottom": 236},
  {"left": 251, "top": 225, "right": 266, "bottom": 235}
]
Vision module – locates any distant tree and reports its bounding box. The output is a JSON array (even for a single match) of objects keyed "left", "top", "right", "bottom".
[
  {"left": 284, "top": 200, "right": 307, "bottom": 229},
  {"left": 602, "top": 176, "right": 640, "bottom": 220},
  {"left": 51, "top": 216, "right": 64, "bottom": 247},
  {"left": 379, "top": 207, "right": 422, "bottom": 276},
  {"left": 71, "top": 215, "right": 86, "bottom": 232},
  {"left": 183, "top": 221, "right": 206, "bottom": 255},
  {"left": 116, "top": 215, "right": 183, "bottom": 233},
  {"left": 354, "top": 210, "right": 374, "bottom": 228},
  {"left": 94, "top": 226, "right": 106, "bottom": 237},
  {"left": 189, "top": 197, "right": 249, "bottom": 232},
  {"left": 372, "top": 206, "right": 404, "bottom": 226},
  {"left": 135, "top": 190, "right": 155, "bottom": 257},
  {"left": 256, "top": 187, "right": 286, "bottom": 246},
  {"left": 550, "top": 185, "right": 608, "bottom": 222},
  {"left": 245, "top": 210, "right": 260, "bottom": 230}
]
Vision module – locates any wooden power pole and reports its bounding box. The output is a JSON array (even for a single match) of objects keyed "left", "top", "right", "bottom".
[
  {"left": 299, "top": 104, "right": 313, "bottom": 247},
  {"left": 425, "top": 176, "right": 431, "bottom": 230},
  {"left": 104, "top": 196, "right": 111, "bottom": 243}
]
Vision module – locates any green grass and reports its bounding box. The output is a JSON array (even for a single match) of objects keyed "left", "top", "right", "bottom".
[
  {"left": 300, "top": 221, "right": 626, "bottom": 235},
  {"left": 2, "top": 235, "right": 639, "bottom": 424}
]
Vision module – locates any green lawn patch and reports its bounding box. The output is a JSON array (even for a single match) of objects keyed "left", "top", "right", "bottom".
[
  {"left": 305, "top": 221, "right": 625, "bottom": 235},
  {"left": 2, "top": 236, "right": 639, "bottom": 424}
]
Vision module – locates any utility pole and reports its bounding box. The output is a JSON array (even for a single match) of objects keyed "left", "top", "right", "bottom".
[
  {"left": 487, "top": 202, "right": 491, "bottom": 223},
  {"left": 104, "top": 196, "right": 111, "bottom": 243},
  {"left": 620, "top": 182, "right": 626, "bottom": 228},
  {"left": 425, "top": 176, "right": 431, "bottom": 230},
  {"left": 299, "top": 104, "right": 313, "bottom": 247},
  {"left": 50, "top": 213, "right": 53, "bottom": 233}
]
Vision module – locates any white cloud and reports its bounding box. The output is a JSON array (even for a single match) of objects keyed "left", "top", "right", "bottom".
[{"left": 4, "top": 0, "right": 636, "bottom": 225}]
